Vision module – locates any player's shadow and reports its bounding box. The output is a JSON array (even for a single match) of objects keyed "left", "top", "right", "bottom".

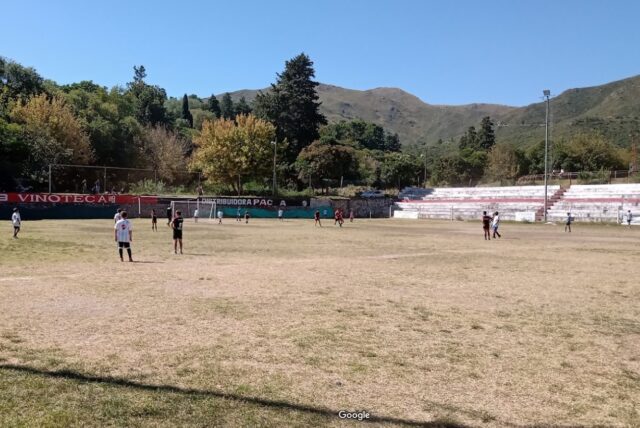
[{"left": 0, "top": 364, "right": 470, "bottom": 427}]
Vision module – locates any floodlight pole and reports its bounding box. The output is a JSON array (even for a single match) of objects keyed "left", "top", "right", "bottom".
[
  {"left": 423, "top": 145, "right": 428, "bottom": 186},
  {"left": 543, "top": 90, "right": 551, "bottom": 222},
  {"left": 48, "top": 164, "right": 52, "bottom": 193},
  {"left": 271, "top": 140, "right": 277, "bottom": 196}
]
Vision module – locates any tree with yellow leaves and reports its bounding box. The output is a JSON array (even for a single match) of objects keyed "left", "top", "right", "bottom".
[
  {"left": 11, "top": 93, "right": 93, "bottom": 168},
  {"left": 191, "top": 114, "right": 276, "bottom": 194}
]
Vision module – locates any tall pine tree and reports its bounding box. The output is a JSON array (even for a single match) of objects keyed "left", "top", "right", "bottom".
[
  {"left": 181, "top": 94, "right": 193, "bottom": 127},
  {"left": 220, "top": 93, "right": 235, "bottom": 120},
  {"left": 477, "top": 116, "right": 496, "bottom": 151},
  {"left": 234, "top": 96, "right": 252, "bottom": 116},
  {"left": 254, "top": 53, "right": 327, "bottom": 166},
  {"left": 206, "top": 94, "right": 221, "bottom": 118}
]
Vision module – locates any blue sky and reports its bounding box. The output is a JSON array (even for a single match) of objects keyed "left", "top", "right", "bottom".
[{"left": 2, "top": 0, "right": 639, "bottom": 106}]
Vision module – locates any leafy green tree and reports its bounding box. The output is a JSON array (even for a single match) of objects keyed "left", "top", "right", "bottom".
[
  {"left": 384, "top": 133, "right": 401, "bottom": 152},
  {"left": 127, "top": 65, "right": 170, "bottom": 126},
  {"left": 0, "top": 57, "right": 45, "bottom": 115},
  {"left": 181, "top": 94, "right": 193, "bottom": 127},
  {"left": 62, "top": 81, "right": 142, "bottom": 167},
  {"left": 205, "top": 94, "right": 221, "bottom": 118},
  {"left": 254, "top": 53, "right": 327, "bottom": 166},
  {"left": 380, "top": 152, "right": 420, "bottom": 189},
  {"left": 295, "top": 140, "right": 358, "bottom": 192},
  {"left": 220, "top": 93, "right": 235, "bottom": 120},
  {"left": 430, "top": 155, "right": 465, "bottom": 186},
  {"left": 562, "top": 133, "right": 625, "bottom": 171},
  {"left": 191, "top": 114, "right": 275, "bottom": 194}
]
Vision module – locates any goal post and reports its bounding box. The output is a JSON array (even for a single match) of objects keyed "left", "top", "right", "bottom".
[{"left": 169, "top": 199, "right": 216, "bottom": 221}]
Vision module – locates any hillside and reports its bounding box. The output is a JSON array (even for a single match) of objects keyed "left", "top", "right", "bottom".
[{"left": 219, "top": 75, "right": 640, "bottom": 148}]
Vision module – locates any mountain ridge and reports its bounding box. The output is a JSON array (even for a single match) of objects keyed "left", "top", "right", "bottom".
[{"left": 217, "top": 74, "right": 640, "bottom": 148}]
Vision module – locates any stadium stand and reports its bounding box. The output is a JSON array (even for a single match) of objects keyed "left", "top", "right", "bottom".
[
  {"left": 546, "top": 183, "right": 640, "bottom": 223},
  {"left": 395, "top": 185, "right": 560, "bottom": 221}
]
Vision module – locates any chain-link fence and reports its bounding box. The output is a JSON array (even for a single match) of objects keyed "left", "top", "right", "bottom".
[{"left": 47, "top": 164, "right": 201, "bottom": 195}]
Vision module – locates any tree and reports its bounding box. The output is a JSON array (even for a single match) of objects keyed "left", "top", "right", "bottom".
[
  {"left": 458, "top": 126, "right": 478, "bottom": 150},
  {"left": 562, "top": 133, "right": 625, "bottom": 171},
  {"left": 11, "top": 94, "right": 93, "bottom": 174},
  {"left": 127, "top": 65, "right": 170, "bottom": 126},
  {"left": 430, "top": 155, "right": 466, "bottom": 186},
  {"left": 205, "top": 94, "right": 221, "bottom": 118},
  {"left": 0, "top": 58, "right": 45, "bottom": 107},
  {"left": 477, "top": 116, "right": 496, "bottom": 151},
  {"left": 220, "top": 93, "right": 235, "bottom": 120},
  {"left": 380, "top": 152, "right": 420, "bottom": 189},
  {"left": 181, "top": 94, "right": 193, "bottom": 127},
  {"left": 235, "top": 96, "right": 252, "bottom": 116},
  {"left": 486, "top": 143, "right": 519, "bottom": 183},
  {"left": 254, "top": 53, "right": 327, "bottom": 166},
  {"left": 384, "top": 133, "right": 401, "bottom": 152},
  {"left": 136, "top": 125, "right": 189, "bottom": 183},
  {"left": 295, "top": 140, "right": 358, "bottom": 192},
  {"left": 191, "top": 114, "right": 276, "bottom": 194}
]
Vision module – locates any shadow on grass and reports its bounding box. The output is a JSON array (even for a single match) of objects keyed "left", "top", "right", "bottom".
[{"left": 0, "top": 364, "right": 467, "bottom": 427}]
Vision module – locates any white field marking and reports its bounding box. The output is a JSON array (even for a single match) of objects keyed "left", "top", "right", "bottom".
[{"left": 0, "top": 274, "right": 82, "bottom": 282}]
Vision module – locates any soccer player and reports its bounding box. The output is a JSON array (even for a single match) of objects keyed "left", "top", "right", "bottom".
[
  {"left": 349, "top": 209, "right": 354, "bottom": 223},
  {"left": 244, "top": 210, "right": 250, "bottom": 224},
  {"left": 114, "top": 211, "right": 133, "bottom": 262},
  {"left": 236, "top": 207, "right": 242, "bottom": 222},
  {"left": 626, "top": 210, "right": 633, "bottom": 228},
  {"left": 491, "top": 211, "right": 501, "bottom": 239},
  {"left": 314, "top": 209, "right": 322, "bottom": 227},
  {"left": 11, "top": 208, "right": 21, "bottom": 239},
  {"left": 114, "top": 208, "right": 123, "bottom": 223},
  {"left": 194, "top": 208, "right": 199, "bottom": 223},
  {"left": 278, "top": 209, "right": 284, "bottom": 221},
  {"left": 166, "top": 205, "right": 172, "bottom": 226},
  {"left": 565, "top": 212, "right": 572, "bottom": 232},
  {"left": 172, "top": 210, "right": 184, "bottom": 254},
  {"left": 217, "top": 210, "right": 223, "bottom": 224},
  {"left": 482, "top": 211, "right": 492, "bottom": 240},
  {"left": 151, "top": 209, "right": 158, "bottom": 231}
]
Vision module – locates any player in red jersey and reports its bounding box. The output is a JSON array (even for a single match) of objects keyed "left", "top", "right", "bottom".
[{"left": 482, "top": 211, "right": 492, "bottom": 240}]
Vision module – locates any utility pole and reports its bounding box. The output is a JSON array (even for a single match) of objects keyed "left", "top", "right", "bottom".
[
  {"left": 271, "top": 140, "right": 277, "bottom": 196},
  {"left": 424, "top": 145, "right": 428, "bottom": 186},
  {"left": 543, "top": 90, "right": 551, "bottom": 222}
]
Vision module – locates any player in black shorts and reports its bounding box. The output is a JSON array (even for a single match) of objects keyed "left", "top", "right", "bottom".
[
  {"left": 482, "top": 211, "right": 492, "bottom": 240},
  {"left": 151, "top": 209, "right": 158, "bottom": 231},
  {"left": 166, "top": 205, "right": 172, "bottom": 226},
  {"left": 314, "top": 209, "right": 322, "bottom": 227},
  {"left": 171, "top": 210, "right": 184, "bottom": 254}
]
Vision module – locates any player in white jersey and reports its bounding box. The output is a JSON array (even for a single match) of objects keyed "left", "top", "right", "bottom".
[
  {"left": 114, "top": 211, "right": 133, "bottom": 262},
  {"left": 11, "top": 208, "right": 21, "bottom": 239},
  {"left": 114, "top": 208, "right": 123, "bottom": 223}
]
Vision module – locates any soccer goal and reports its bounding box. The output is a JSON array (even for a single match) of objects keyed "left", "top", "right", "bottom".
[{"left": 170, "top": 199, "right": 217, "bottom": 220}]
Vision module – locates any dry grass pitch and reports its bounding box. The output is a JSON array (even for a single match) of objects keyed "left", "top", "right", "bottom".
[{"left": 1, "top": 218, "right": 639, "bottom": 427}]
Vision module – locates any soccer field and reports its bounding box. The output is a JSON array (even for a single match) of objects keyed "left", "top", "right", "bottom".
[{"left": 1, "top": 218, "right": 639, "bottom": 427}]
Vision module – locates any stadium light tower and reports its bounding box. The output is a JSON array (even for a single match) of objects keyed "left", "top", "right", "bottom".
[{"left": 543, "top": 89, "right": 551, "bottom": 222}]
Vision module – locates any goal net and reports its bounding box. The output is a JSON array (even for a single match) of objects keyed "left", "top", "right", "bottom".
[{"left": 170, "top": 199, "right": 217, "bottom": 220}]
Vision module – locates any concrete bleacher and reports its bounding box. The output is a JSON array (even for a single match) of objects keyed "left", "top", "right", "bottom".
[
  {"left": 395, "top": 185, "right": 560, "bottom": 221},
  {"left": 547, "top": 184, "right": 640, "bottom": 223}
]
